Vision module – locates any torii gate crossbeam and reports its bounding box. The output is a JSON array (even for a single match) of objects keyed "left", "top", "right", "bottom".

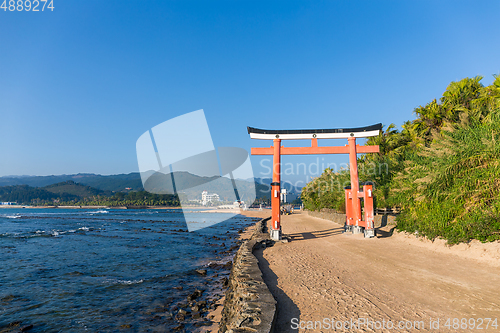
[{"left": 248, "top": 124, "right": 382, "bottom": 240}]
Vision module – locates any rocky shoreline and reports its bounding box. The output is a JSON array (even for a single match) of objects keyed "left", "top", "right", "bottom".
[{"left": 218, "top": 217, "right": 277, "bottom": 333}]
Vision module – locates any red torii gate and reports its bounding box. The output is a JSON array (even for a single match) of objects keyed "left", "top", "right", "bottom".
[{"left": 248, "top": 124, "right": 382, "bottom": 240}]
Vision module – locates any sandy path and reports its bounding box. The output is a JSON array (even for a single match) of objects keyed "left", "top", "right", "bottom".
[{"left": 252, "top": 212, "right": 500, "bottom": 332}]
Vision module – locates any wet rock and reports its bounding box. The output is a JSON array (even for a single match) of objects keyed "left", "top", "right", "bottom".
[
  {"left": 173, "top": 286, "right": 183, "bottom": 290},
  {"left": 208, "top": 262, "right": 219, "bottom": 269},
  {"left": 186, "top": 289, "right": 203, "bottom": 301},
  {"left": 195, "top": 269, "right": 207, "bottom": 276},
  {"left": 194, "top": 320, "right": 213, "bottom": 327},
  {"left": 173, "top": 323, "right": 184, "bottom": 331},
  {"left": 1, "top": 295, "right": 15, "bottom": 302},
  {"left": 20, "top": 325, "right": 34, "bottom": 332}
]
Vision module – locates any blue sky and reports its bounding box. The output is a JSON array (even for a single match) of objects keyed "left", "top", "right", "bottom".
[{"left": 1, "top": 0, "right": 499, "bottom": 184}]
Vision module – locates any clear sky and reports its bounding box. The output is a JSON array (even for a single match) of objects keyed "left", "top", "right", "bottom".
[{"left": 1, "top": 1, "right": 499, "bottom": 184}]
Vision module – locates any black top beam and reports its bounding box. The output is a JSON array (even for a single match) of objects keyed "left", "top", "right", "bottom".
[{"left": 247, "top": 123, "right": 382, "bottom": 135}]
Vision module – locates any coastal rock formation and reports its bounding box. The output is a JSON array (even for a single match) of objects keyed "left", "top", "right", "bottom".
[{"left": 218, "top": 218, "right": 276, "bottom": 333}]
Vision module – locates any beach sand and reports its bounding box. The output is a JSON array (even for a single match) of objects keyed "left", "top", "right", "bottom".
[
  {"left": 249, "top": 211, "right": 500, "bottom": 332},
  {"left": 201, "top": 209, "right": 500, "bottom": 332}
]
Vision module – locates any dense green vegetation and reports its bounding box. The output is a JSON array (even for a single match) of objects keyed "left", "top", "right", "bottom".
[
  {"left": 69, "top": 190, "right": 180, "bottom": 207},
  {"left": 301, "top": 75, "right": 500, "bottom": 244}
]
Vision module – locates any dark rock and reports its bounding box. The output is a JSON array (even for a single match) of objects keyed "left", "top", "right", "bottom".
[
  {"left": 173, "top": 323, "right": 184, "bottom": 331},
  {"left": 173, "top": 286, "right": 183, "bottom": 290},
  {"left": 1, "top": 295, "right": 15, "bottom": 302},
  {"left": 186, "top": 289, "right": 203, "bottom": 301},
  {"left": 20, "top": 325, "right": 34, "bottom": 332},
  {"left": 221, "top": 276, "right": 229, "bottom": 287},
  {"left": 195, "top": 269, "right": 207, "bottom": 276},
  {"left": 194, "top": 320, "right": 213, "bottom": 327}
]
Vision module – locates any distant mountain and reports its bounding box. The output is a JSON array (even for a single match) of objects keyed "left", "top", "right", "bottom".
[
  {"left": 44, "top": 180, "right": 113, "bottom": 198},
  {"left": 0, "top": 184, "right": 80, "bottom": 204},
  {"left": 0, "top": 181, "right": 176, "bottom": 206},
  {"left": 0, "top": 173, "right": 144, "bottom": 192},
  {"left": 0, "top": 172, "right": 302, "bottom": 203}
]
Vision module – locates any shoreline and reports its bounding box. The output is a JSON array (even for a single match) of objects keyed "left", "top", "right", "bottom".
[
  {"left": 0, "top": 206, "right": 268, "bottom": 212},
  {"left": 0, "top": 205, "right": 183, "bottom": 210},
  {"left": 200, "top": 210, "right": 271, "bottom": 332}
]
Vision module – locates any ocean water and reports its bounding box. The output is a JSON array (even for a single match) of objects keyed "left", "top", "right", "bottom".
[{"left": 0, "top": 208, "right": 258, "bottom": 332}]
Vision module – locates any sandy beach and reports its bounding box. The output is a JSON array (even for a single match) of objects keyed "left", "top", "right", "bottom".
[
  {"left": 256, "top": 211, "right": 500, "bottom": 332},
  {"left": 208, "top": 210, "right": 500, "bottom": 332}
]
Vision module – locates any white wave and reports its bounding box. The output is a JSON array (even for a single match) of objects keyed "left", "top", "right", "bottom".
[
  {"left": 87, "top": 210, "right": 109, "bottom": 214},
  {"left": 5, "top": 215, "right": 21, "bottom": 219},
  {"left": 119, "top": 279, "right": 144, "bottom": 285},
  {"left": 104, "top": 278, "right": 144, "bottom": 285},
  {"left": 78, "top": 227, "right": 89, "bottom": 231}
]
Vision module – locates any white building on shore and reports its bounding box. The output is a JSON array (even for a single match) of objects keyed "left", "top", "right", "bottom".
[{"left": 201, "top": 191, "right": 220, "bottom": 206}]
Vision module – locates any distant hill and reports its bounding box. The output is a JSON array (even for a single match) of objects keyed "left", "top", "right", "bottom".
[
  {"left": 0, "top": 181, "right": 178, "bottom": 206},
  {"left": 0, "top": 172, "right": 302, "bottom": 204},
  {"left": 0, "top": 185, "right": 80, "bottom": 204},
  {"left": 44, "top": 181, "right": 113, "bottom": 198},
  {"left": 0, "top": 173, "right": 144, "bottom": 192}
]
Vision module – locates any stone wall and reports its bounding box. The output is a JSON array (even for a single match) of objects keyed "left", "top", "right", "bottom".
[{"left": 218, "top": 218, "right": 276, "bottom": 333}]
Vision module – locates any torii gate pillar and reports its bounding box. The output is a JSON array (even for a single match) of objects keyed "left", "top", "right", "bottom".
[
  {"left": 348, "top": 136, "right": 362, "bottom": 233},
  {"left": 271, "top": 139, "right": 281, "bottom": 240}
]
